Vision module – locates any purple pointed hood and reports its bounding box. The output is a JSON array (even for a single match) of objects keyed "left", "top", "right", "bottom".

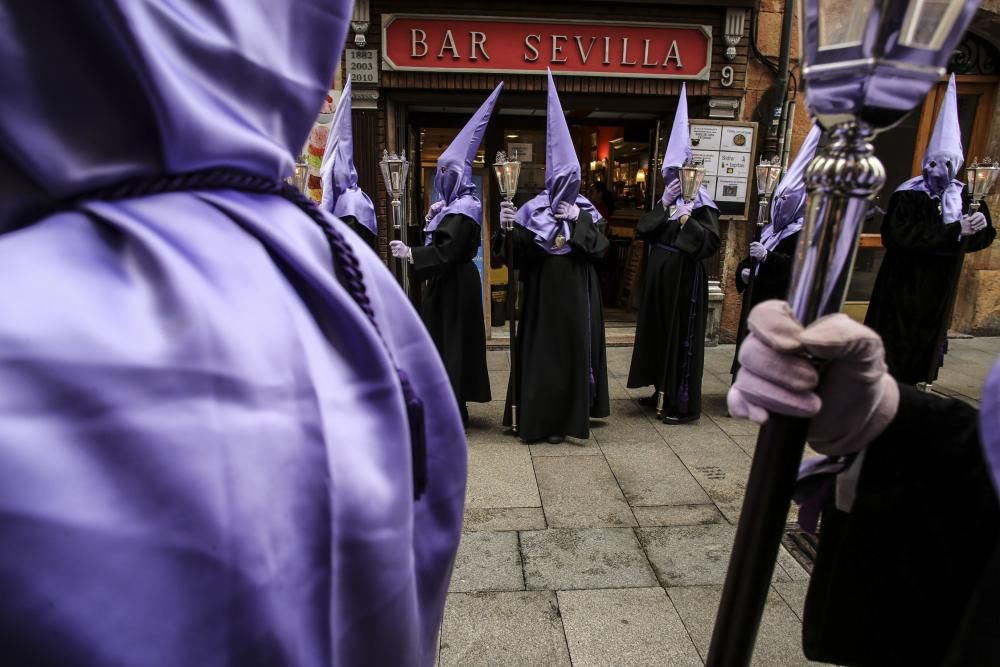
[
  {"left": 763, "top": 123, "right": 822, "bottom": 251},
  {"left": 517, "top": 70, "right": 601, "bottom": 255},
  {"left": 896, "top": 74, "right": 964, "bottom": 223},
  {"left": 981, "top": 358, "right": 1000, "bottom": 501},
  {"left": 424, "top": 82, "right": 503, "bottom": 240},
  {"left": 320, "top": 77, "right": 377, "bottom": 236},
  {"left": 545, "top": 69, "right": 582, "bottom": 213},
  {"left": 661, "top": 83, "right": 717, "bottom": 217}
]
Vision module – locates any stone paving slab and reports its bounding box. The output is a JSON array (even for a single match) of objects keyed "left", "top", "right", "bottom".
[
  {"left": 601, "top": 441, "right": 713, "bottom": 507},
  {"left": 558, "top": 588, "right": 703, "bottom": 667},
  {"left": 528, "top": 436, "right": 601, "bottom": 457},
  {"left": 449, "top": 531, "right": 524, "bottom": 593},
  {"left": 488, "top": 370, "right": 510, "bottom": 404},
  {"left": 773, "top": 581, "right": 809, "bottom": 621},
  {"left": 637, "top": 524, "right": 791, "bottom": 587},
  {"left": 668, "top": 585, "right": 819, "bottom": 666},
  {"left": 520, "top": 528, "right": 657, "bottom": 591},
  {"left": 486, "top": 349, "right": 510, "bottom": 371},
  {"left": 631, "top": 504, "right": 724, "bottom": 527},
  {"left": 463, "top": 507, "right": 547, "bottom": 532},
  {"left": 465, "top": 439, "right": 540, "bottom": 510},
  {"left": 438, "top": 591, "right": 571, "bottom": 667},
  {"left": 533, "top": 456, "right": 636, "bottom": 528}
]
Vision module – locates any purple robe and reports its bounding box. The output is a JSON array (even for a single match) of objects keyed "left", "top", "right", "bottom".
[{"left": 0, "top": 3, "right": 465, "bottom": 666}]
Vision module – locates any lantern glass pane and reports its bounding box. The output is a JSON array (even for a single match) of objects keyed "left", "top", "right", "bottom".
[
  {"left": 817, "top": 0, "right": 869, "bottom": 50},
  {"left": 899, "top": 0, "right": 964, "bottom": 49}
]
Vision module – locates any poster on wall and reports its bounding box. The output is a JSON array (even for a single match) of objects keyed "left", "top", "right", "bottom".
[
  {"left": 507, "top": 142, "right": 533, "bottom": 162},
  {"left": 688, "top": 120, "right": 757, "bottom": 218}
]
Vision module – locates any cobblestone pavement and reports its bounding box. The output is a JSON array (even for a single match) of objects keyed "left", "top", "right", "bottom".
[{"left": 438, "top": 339, "right": 998, "bottom": 666}]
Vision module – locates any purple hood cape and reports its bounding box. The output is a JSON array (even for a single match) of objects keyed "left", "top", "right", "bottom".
[
  {"left": 320, "top": 76, "right": 378, "bottom": 235},
  {"left": 661, "top": 83, "right": 718, "bottom": 219},
  {"left": 896, "top": 74, "right": 965, "bottom": 224},
  {"left": 759, "top": 123, "right": 823, "bottom": 262},
  {"left": 517, "top": 70, "right": 602, "bottom": 255},
  {"left": 0, "top": 3, "right": 465, "bottom": 666},
  {"left": 424, "top": 82, "right": 503, "bottom": 243}
]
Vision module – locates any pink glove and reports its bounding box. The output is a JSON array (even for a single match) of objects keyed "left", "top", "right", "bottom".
[
  {"left": 662, "top": 179, "right": 682, "bottom": 207},
  {"left": 727, "top": 300, "right": 900, "bottom": 456},
  {"left": 960, "top": 211, "right": 987, "bottom": 235},
  {"left": 389, "top": 240, "right": 412, "bottom": 262},
  {"left": 749, "top": 242, "right": 768, "bottom": 262},
  {"left": 499, "top": 201, "right": 518, "bottom": 230},
  {"left": 554, "top": 201, "right": 580, "bottom": 222},
  {"left": 425, "top": 199, "right": 445, "bottom": 222}
]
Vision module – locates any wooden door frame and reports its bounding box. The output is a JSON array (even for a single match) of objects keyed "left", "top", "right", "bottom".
[{"left": 911, "top": 74, "right": 999, "bottom": 175}]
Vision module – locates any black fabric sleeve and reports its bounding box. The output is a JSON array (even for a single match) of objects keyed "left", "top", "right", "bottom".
[
  {"left": 752, "top": 233, "right": 798, "bottom": 295},
  {"left": 493, "top": 225, "right": 546, "bottom": 271},
  {"left": 569, "top": 211, "right": 610, "bottom": 262},
  {"left": 409, "top": 214, "right": 477, "bottom": 278},
  {"left": 881, "top": 190, "right": 965, "bottom": 253},
  {"left": 803, "top": 382, "right": 1000, "bottom": 666},
  {"left": 340, "top": 215, "right": 377, "bottom": 249},
  {"left": 673, "top": 205, "right": 721, "bottom": 258},
  {"left": 967, "top": 198, "right": 996, "bottom": 253},
  {"left": 636, "top": 205, "right": 669, "bottom": 241}
]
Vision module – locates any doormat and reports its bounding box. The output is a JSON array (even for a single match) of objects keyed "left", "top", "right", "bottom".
[{"left": 782, "top": 528, "right": 820, "bottom": 574}]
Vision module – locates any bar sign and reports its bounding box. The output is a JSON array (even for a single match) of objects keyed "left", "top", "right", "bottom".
[{"left": 346, "top": 49, "right": 379, "bottom": 84}]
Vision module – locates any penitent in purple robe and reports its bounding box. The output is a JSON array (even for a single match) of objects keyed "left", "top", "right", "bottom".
[{"left": 0, "top": 2, "right": 465, "bottom": 666}]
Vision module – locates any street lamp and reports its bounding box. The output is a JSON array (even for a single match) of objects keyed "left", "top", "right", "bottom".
[
  {"left": 967, "top": 158, "right": 1000, "bottom": 213},
  {"left": 677, "top": 158, "right": 706, "bottom": 203},
  {"left": 289, "top": 157, "right": 308, "bottom": 193},
  {"left": 380, "top": 149, "right": 411, "bottom": 294},
  {"left": 492, "top": 151, "right": 522, "bottom": 229},
  {"left": 708, "top": 0, "right": 981, "bottom": 664}
]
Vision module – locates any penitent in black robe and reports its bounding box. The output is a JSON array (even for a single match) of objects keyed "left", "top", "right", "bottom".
[
  {"left": 339, "top": 214, "right": 377, "bottom": 249},
  {"left": 627, "top": 203, "right": 720, "bottom": 420},
  {"left": 497, "top": 211, "right": 610, "bottom": 441},
  {"left": 802, "top": 383, "right": 1000, "bottom": 666},
  {"left": 411, "top": 213, "right": 491, "bottom": 412},
  {"left": 864, "top": 189, "right": 994, "bottom": 385},
  {"left": 730, "top": 231, "right": 800, "bottom": 378}
]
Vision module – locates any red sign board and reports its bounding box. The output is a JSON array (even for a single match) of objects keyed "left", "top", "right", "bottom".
[{"left": 382, "top": 15, "right": 712, "bottom": 80}]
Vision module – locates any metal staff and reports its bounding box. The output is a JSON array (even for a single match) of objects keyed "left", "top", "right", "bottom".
[
  {"left": 706, "top": 0, "right": 979, "bottom": 663},
  {"left": 733, "top": 158, "right": 784, "bottom": 375},
  {"left": 923, "top": 158, "right": 999, "bottom": 390},
  {"left": 656, "top": 158, "right": 705, "bottom": 418},
  {"left": 493, "top": 151, "right": 523, "bottom": 433}
]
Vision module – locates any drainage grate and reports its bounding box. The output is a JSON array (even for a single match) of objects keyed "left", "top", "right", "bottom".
[{"left": 782, "top": 528, "right": 820, "bottom": 574}]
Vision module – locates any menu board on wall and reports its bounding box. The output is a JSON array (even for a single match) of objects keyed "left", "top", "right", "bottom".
[{"left": 689, "top": 120, "right": 758, "bottom": 218}]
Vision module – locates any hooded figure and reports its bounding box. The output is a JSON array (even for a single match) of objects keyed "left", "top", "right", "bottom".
[
  {"left": 390, "top": 84, "right": 503, "bottom": 426},
  {"left": 865, "top": 74, "right": 994, "bottom": 385},
  {"left": 731, "top": 123, "right": 823, "bottom": 379},
  {"left": 495, "top": 70, "right": 610, "bottom": 443},
  {"left": 320, "top": 75, "right": 378, "bottom": 247},
  {"left": 627, "top": 84, "right": 721, "bottom": 423},
  {"left": 0, "top": 3, "right": 466, "bottom": 666}
]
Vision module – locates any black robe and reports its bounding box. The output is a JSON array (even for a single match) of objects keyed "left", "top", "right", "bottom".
[
  {"left": 802, "top": 383, "right": 1000, "bottom": 666},
  {"left": 497, "top": 211, "right": 610, "bottom": 441},
  {"left": 864, "top": 190, "right": 994, "bottom": 384},
  {"left": 339, "top": 214, "right": 377, "bottom": 249},
  {"left": 410, "top": 213, "right": 490, "bottom": 407},
  {"left": 626, "top": 203, "right": 720, "bottom": 419},
  {"left": 730, "top": 231, "right": 800, "bottom": 378}
]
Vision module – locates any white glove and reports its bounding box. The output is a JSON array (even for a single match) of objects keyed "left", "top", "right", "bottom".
[
  {"left": 389, "top": 240, "right": 412, "bottom": 262},
  {"left": 727, "top": 300, "right": 900, "bottom": 456},
  {"left": 749, "top": 242, "right": 768, "bottom": 262},
  {"left": 960, "top": 211, "right": 987, "bottom": 235},
  {"left": 425, "top": 200, "right": 445, "bottom": 222},
  {"left": 741, "top": 268, "right": 751, "bottom": 283},
  {"left": 554, "top": 201, "right": 580, "bottom": 222},
  {"left": 662, "top": 179, "right": 682, "bottom": 207},
  {"left": 499, "top": 201, "right": 518, "bottom": 231}
]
